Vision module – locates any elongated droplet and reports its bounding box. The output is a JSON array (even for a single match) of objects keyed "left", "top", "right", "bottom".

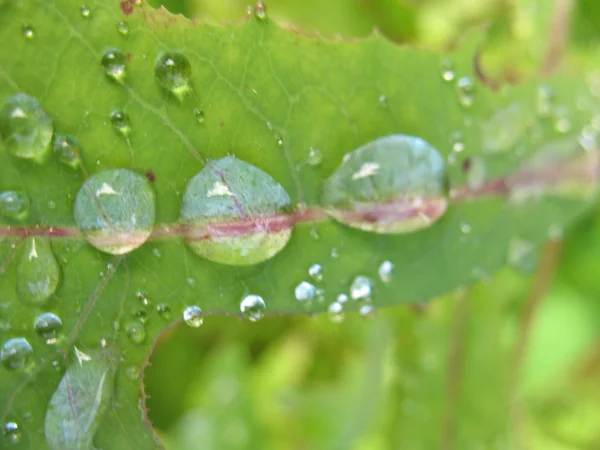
[
  {"left": 3, "top": 421, "right": 21, "bottom": 444},
  {"left": 183, "top": 305, "right": 203, "bottom": 327},
  {"left": 321, "top": 135, "right": 447, "bottom": 234},
  {"left": 154, "top": 52, "right": 192, "bottom": 100},
  {"left": 34, "top": 312, "right": 63, "bottom": 344},
  {"left": 456, "top": 77, "right": 475, "bottom": 107},
  {"left": 0, "top": 93, "right": 53, "bottom": 162},
  {"left": 180, "top": 156, "right": 293, "bottom": 266},
  {"left": 74, "top": 168, "right": 156, "bottom": 254},
  {"left": 52, "top": 133, "right": 82, "bottom": 168},
  {"left": 240, "top": 294, "right": 266, "bottom": 321},
  {"left": 378, "top": 260, "right": 393, "bottom": 282},
  {"left": 254, "top": 1, "right": 268, "bottom": 20},
  {"left": 117, "top": 20, "right": 130, "bottom": 36},
  {"left": 1, "top": 338, "right": 32, "bottom": 370},
  {"left": 0, "top": 190, "right": 30, "bottom": 220},
  {"left": 101, "top": 48, "right": 127, "bottom": 83},
  {"left": 17, "top": 237, "right": 60, "bottom": 305},
  {"left": 110, "top": 110, "right": 131, "bottom": 138},
  {"left": 126, "top": 321, "right": 145, "bottom": 344}
]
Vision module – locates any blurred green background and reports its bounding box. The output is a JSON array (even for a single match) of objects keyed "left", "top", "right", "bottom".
[{"left": 144, "top": 1, "right": 600, "bottom": 448}]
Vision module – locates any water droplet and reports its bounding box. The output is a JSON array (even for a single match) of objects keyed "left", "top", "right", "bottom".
[
  {"left": 359, "top": 304, "right": 376, "bottom": 319},
  {"left": 17, "top": 237, "right": 60, "bottom": 305},
  {"left": 321, "top": 134, "right": 447, "bottom": 234},
  {"left": 152, "top": 247, "right": 162, "bottom": 258},
  {"left": 440, "top": 58, "right": 455, "bottom": 81},
  {"left": 52, "top": 133, "right": 82, "bottom": 168},
  {"left": 451, "top": 131, "right": 465, "bottom": 153},
  {"left": 456, "top": 77, "right": 475, "bottom": 107},
  {"left": 126, "top": 321, "right": 145, "bottom": 344},
  {"left": 378, "top": 95, "right": 388, "bottom": 108},
  {"left": 117, "top": 20, "right": 130, "bottom": 37},
  {"left": 482, "top": 103, "right": 528, "bottom": 153},
  {"left": 0, "top": 93, "right": 53, "bottom": 162},
  {"left": 101, "top": 48, "right": 127, "bottom": 83},
  {"left": 80, "top": 5, "right": 91, "bottom": 18},
  {"left": 110, "top": 110, "right": 131, "bottom": 138},
  {"left": 156, "top": 303, "right": 171, "bottom": 320},
  {"left": 180, "top": 156, "right": 292, "bottom": 266},
  {"left": 183, "top": 305, "right": 203, "bottom": 328},
  {"left": 240, "top": 294, "right": 266, "bottom": 321},
  {"left": 336, "top": 293, "right": 348, "bottom": 303},
  {"left": 154, "top": 52, "right": 192, "bottom": 100},
  {"left": 1, "top": 338, "right": 32, "bottom": 370},
  {"left": 74, "top": 168, "right": 155, "bottom": 254},
  {"left": 126, "top": 365, "right": 140, "bottom": 380},
  {"left": 328, "top": 302, "right": 344, "bottom": 323},
  {"left": 378, "top": 260, "right": 393, "bottom": 282},
  {"left": 465, "top": 156, "right": 486, "bottom": 191},
  {"left": 350, "top": 276, "right": 372, "bottom": 301},
  {"left": 553, "top": 106, "right": 572, "bottom": 134},
  {"left": 0, "top": 190, "right": 30, "bottom": 220},
  {"left": 308, "top": 264, "right": 323, "bottom": 282},
  {"left": 310, "top": 228, "right": 320, "bottom": 240},
  {"left": 536, "top": 85, "right": 554, "bottom": 117},
  {"left": 295, "top": 281, "right": 316, "bottom": 302},
  {"left": 136, "top": 291, "right": 150, "bottom": 306},
  {"left": 330, "top": 247, "right": 339, "bottom": 258},
  {"left": 460, "top": 222, "right": 471, "bottom": 234},
  {"left": 506, "top": 237, "right": 538, "bottom": 274},
  {"left": 254, "top": 1, "right": 268, "bottom": 20},
  {"left": 3, "top": 422, "right": 21, "bottom": 444},
  {"left": 34, "top": 312, "right": 63, "bottom": 344},
  {"left": 22, "top": 24, "right": 34, "bottom": 39},
  {"left": 307, "top": 147, "right": 323, "bottom": 166},
  {"left": 275, "top": 135, "right": 283, "bottom": 146},
  {"left": 193, "top": 108, "right": 205, "bottom": 124}
]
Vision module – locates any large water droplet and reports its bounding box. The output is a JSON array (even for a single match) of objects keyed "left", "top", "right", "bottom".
[
  {"left": 126, "top": 321, "right": 146, "bottom": 344},
  {"left": 2, "top": 422, "right": 21, "bottom": 444},
  {"left": 350, "top": 276, "right": 372, "bottom": 301},
  {"left": 180, "top": 156, "right": 293, "bottom": 266},
  {"left": 456, "top": 77, "right": 475, "bottom": 107},
  {"left": 328, "top": 301, "right": 344, "bottom": 323},
  {"left": 0, "top": 93, "right": 53, "bottom": 162},
  {"left": 17, "top": 237, "right": 60, "bottom": 305},
  {"left": 1, "top": 338, "right": 32, "bottom": 370},
  {"left": 154, "top": 52, "right": 192, "bottom": 100},
  {"left": 52, "top": 133, "right": 82, "bottom": 168},
  {"left": 295, "top": 281, "right": 316, "bottom": 302},
  {"left": 0, "top": 190, "right": 30, "bottom": 220},
  {"left": 101, "top": 48, "right": 127, "bottom": 83},
  {"left": 34, "top": 312, "right": 63, "bottom": 344},
  {"left": 74, "top": 168, "right": 155, "bottom": 254},
  {"left": 240, "top": 294, "right": 266, "bottom": 321},
  {"left": 183, "top": 305, "right": 203, "bottom": 327},
  {"left": 110, "top": 110, "right": 131, "bottom": 138},
  {"left": 320, "top": 135, "right": 447, "bottom": 234}
]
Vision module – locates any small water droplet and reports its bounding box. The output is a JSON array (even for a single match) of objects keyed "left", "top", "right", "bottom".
[
  {"left": 308, "top": 264, "right": 323, "bottom": 282},
  {"left": 378, "top": 95, "right": 388, "bottom": 108},
  {"left": 74, "top": 168, "right": 156, "bottom": 254},
  {"left": 440, "top": 58, "right": 455, "bottom": 81},
  {"left": 22, "top": 24, "right": 34, "bottom": 39},
  {"left": 350, "top": 276, "right": 372, "bottom": 301},
  {"left": 136, "top": 291, "right": 150, "bottom": 306},
  {"left": 254, "top": 1, "right": 268, "bottom": 20},
  {"left": 336, "top": 293, "right": 348, "bottom": 303},
  {"left": 309, "top": 228, "right": 320, "bottom": 240},
  {"left": 156, "top": 303, "right": 171, "bottom": 320},
  {"left": 307, "top": 147, "right": 323, "bottom": 166},
  {"left": 330, "top": 247, "right": 339, "bottom": 258},
  {"left": 240, "top": 294, "right": 266, "bottom": 322},
  {"left": 187, "top": 277, "right": 196, "bottom": 288},
  {"left": 17, "top": 237, "right": 60, "bottom": 305},
  {"left": 80, "top": 5, "right": 91, "bottom": 18},
  {"left": 110, "top": 110, "right": 131, "bottom": 138},
  {"left": 378, "top": 260, "right": 393, "bottom": 283},
  {"left": 117, "top": 20, "right": 130, "bottom": 37},
  {"left": 456, "top": 77, "right": 475, "bottom": 107},
  {"left": 52, "top": 133, "right": 82, "bottom": 168},
  {"left": 460, "top": 222, "right": 471, "bottom": 234},
  {"left": 553, "top": 106, "right": 572, "bottom": 134},
  {"left": 548, "top": 224, "right": 564, "bottom": 241},
  {"left": 1, "top": 338, "right": 32, "bottom": 370},
  {"left": 275, "top": 135, "right": 283, "bottom": 146},
  {"left": 126, "top": 365, "right": 141, "bottom": 380},
  {"left": 328, "top": 302, "right": 344, "bottom": 323},
  {"left": 536, "top": 85, "right": 554, "bottom": 117},
  {"left": 451, "top": 131, "right": 465, "bottom": 153},
  {"left": 295, "top": 281, "right": 316, "bottom": 302},
  {"left": 183, "top": 305, "right": 203, "bottom": 327},
  {"left": 3, "top": 422, "right": 21, "bottom": 444},
  {"left": 0, "top": 93, "right": 53, "bottom": 162},
  {"left": 126, "top": 321, "right": 146, "bottom": 344},
  {"left": 193, "top": 108, "right": 205, "bottom": 124},
  {"left": 154, "top": 52, "right": 192, "bottom": 100},
  {"left": 506, "top": 237, "right": 538, "bottom": 274},
  {"left": 152, "top": 247, "right": 162, "bottom": 258},
  {"left": 0, "top": 190, "right": 30, "bottom": 220},
  {"left": 34, "top": 312, "right": 63, "bottom": 344},
  {"left": 101, "top": 48, "right": 127, "bottom": 83},
  {"left": 466, "top": 156, "right": 486, "bottom": 191},
  {"left": 359, "top": 304, "right": 376, "bottom": 319}
]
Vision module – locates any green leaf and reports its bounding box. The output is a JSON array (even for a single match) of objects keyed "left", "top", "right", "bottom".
[{"left": 0, "top": 0, "right": 598, "bottom": 448}]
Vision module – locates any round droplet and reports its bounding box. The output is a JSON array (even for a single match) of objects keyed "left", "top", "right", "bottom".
[
  {"left": 336, "top": 293, "right": 348, "bottom": 303},
  {"left": 308, "top": 264, "right": 323, "bottom": 282},
  {"left": 328, "top": 302, "right": 344, "bottom": 323},
  {"left": 154, "top": 52, "right": 192, "bottom": 100},
  {"left": 451, "top": 131, "right": 465, "bottom": 153},
  {"left": 456, "top": 77, "right": 475, "bottom": 107},
  {"left": 183, "top": 305, "right": 203, "bottom": 328},
  {"left": 126, "top": 365, "right": 141, "bottom": 380},
  {"left": 295, "top": 281, "right": 316, "bottom": 302},
  {"left": 320, "top": 135, "right": 447, "bottom": 234},
  {"left": 240, "top": 294, "right": 266, "bottom": 322},
  {"left": 80, "top": 5, "right": 91, "bottom": 18},
  {"left": 359, "top": 304, "right": 376, "bottom": 319},
  {"left": 1, "top": 338, "right": 32, "bottom": 370},
  {"left": 307, "top": 147, "right": 323, "bottom": 166},
  {"left": 0, "top": 93, "right": 53, "bottom": 162},
  {"left": 553, "top": 106, "right": 572, "bottom": 134},
  {"left": 52, "top": 133, "right": 82, "bottom": 168},
  {"left": 17, "top": 237, "right": 60, "bottom": 305},
  {"left": 22, "top": 24, "right": 34, "bottom": 39},
  {"left": 110, "top": 110, "right": 131, "bottom": 138},
  {"left": 275, "top": 135, "right": 284, "bottom": 146},
  {"left": 440, "top": 58, "right": 455, "bottom": 82},
  {"left": 136, "top": 291, "right": 149, "bottom": 306},
  {"left": 34, "top": 312, "right": 63, "bottom": 344},
  {"left": 74, "top": 168, "right": 156, "bottom": 255},
  {"left": 378, "top": 95, "right": 388, "bottom": 108},
  {"left": 378, "top": 260, "right": 393, "bottom": 283},
  {"left": 254, "top": 1, "right": 267, "bottom": 20},
  {"left": 506, "top": 237, "right": 538, "bottom": 273},
  {"left": 126, "top": 321, "right": 146, "bottom": 344},
  {"left": 193, "top": 108, "right": 205, "bottom": 124},
  {"left": 156, "top": 303, "right": 171, "bottom": 320},
  {"left": 536, "top": 85, "right": 554, "bottom": 117},
  {"left": 180, "top": 156, "right": 293, "bottom": 266},
  {"left": 101, "top": 48, "right": 127, "bottom": 83},
  {"left": 3, "top": 422, "right": 21, "bottom": 444},
  {"left": 117, "top": 20, "right": 130, "bottom": 36},
  {"left": 0, "top": 190, "right": 30, "bottom": 220},
  {"left": 350, "top": 276, "right": 372, "bottom": 301}
]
